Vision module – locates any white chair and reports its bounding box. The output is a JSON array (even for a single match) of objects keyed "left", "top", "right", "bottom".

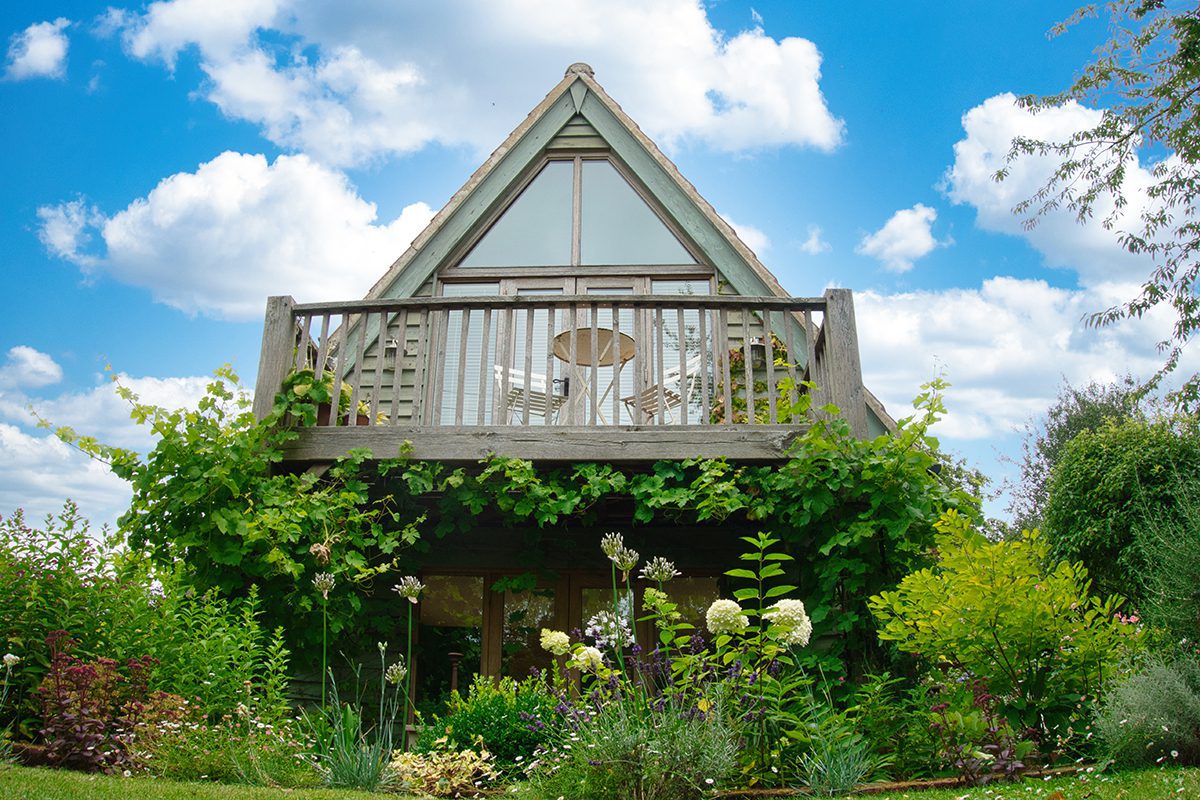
[
  {"left": 622, "top": 354, "right": 705, "bottom": 424},
  {"left": 494, "top": 365, "right": 567, "bottom": 423}
]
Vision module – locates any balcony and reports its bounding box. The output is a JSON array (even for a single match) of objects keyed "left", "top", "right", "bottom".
[{"left": 252, "top": 289, "right": 867, "bottom": 462}]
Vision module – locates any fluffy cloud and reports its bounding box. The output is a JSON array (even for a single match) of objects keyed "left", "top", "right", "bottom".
[
  {"left": 799, "top": 225, "right": 830, "bottom": 255},
  {"left": 4, "top": 18, "right": 70, "bottom": 80},
  {"left": 721, "top": 213, "right": 770, "bottom": 256},
  {"left": 855, "top": 277, "right": 1191, "bottom": 441},
  {"left": 0, "top": 366, "right": 213, "bottom": 527},
  {"left": 0, "top": 346, "right": 63, "bottom": 389},
  {"left": 856, "top": 203, "right": 942, "bottom": 273},
  {"left": 944, "top": 93, "right": 1151, "bottom": 288},
  {"left": 38, "top": 152, "right": 433, "bottom": 320},
  {"left": 111, "top": 0, "right": 843, "bottom": 165}
]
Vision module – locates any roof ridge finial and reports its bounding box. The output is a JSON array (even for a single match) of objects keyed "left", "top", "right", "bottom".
[{"left": 565, "top": 62, "right": 594, "bottom": 78}]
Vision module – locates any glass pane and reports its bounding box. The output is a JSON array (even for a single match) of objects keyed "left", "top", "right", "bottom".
[
  {"left": 501, "top": 587, "right": 556, "bottom": 679},
  {"left": 460, "top": 161, "right": 573, "bottom": 267},
  {"left": 440, "top": 283, "right": 501, "bottom": 425},
  {"left": 581, "top": 161, "right": 695, "bottom": 265},
  {"left": 576, "top": 287, "right": 636, "bottom": 424},
  {"left": 665, "top": 577, "right": 720, "bottom": 642},
  {"left": 416, "top": 575, "right": 484, "bottom": 717}
]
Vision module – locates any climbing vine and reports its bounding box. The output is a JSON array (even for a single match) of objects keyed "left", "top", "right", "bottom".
[{"left": 50, "top": 367, "right": 974, "bottom": 674}]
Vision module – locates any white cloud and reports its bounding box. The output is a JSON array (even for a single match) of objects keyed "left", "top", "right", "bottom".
[
  {"left": 38, "top": 152, "right": 434, "bottom": 320},
  {"left": 856, "top": 203, "right": 942, "bottom": 273},
  {"left": 943, "top": 93, "right": 1151, "bottom": 288},
  {"left": 112, "top": 0, "right": 843, "bottom": 166},
  {"left": 799, "top": 225, "right": 830, "bottom": 255},
  {"left": 0, "top": 368, "right": 213, "bottom": 529},
  {"left": 721, "top": 213, "right": 770, "bottom": 255},
  {"left": 0, "top": 347, "right": 63, "bottom": 389},
  {"left": 855, "top": 277, "right": 1194, "bottom": 442},
  {"left": 4, "top": 18, "right": 70, "bottom": 80}
]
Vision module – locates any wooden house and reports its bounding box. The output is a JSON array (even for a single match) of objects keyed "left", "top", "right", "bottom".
[{"left": 251, "top": 64, "right": 892, "bottom": 708}]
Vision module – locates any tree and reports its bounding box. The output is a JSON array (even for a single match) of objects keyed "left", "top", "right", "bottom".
[
  {"left": 1002, "top": 2, "right": 1200, "bottom": 409},
  {"left": 1007, "top": 376, "right": 1146, "bottom": 532}
]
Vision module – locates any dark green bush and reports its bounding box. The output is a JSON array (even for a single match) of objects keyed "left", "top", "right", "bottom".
[
  {"left": 416, "top": 675, "right": 555, "bottom": 772},
  {"left": 1042, "top": 416, "right": 1200, "bottom": 602}
]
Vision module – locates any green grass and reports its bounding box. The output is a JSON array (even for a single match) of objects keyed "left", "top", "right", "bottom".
[
  {"left": 0, "top": 766, "right": 419, "bottom": 800},
  {"left": 861, "top": 767, "right": 1200, "bottom": 800},
  {"left": 1, "top": 765, "right": 1198, "bottom": 799}
]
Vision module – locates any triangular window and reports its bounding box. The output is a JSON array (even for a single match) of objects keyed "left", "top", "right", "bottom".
[{"left": 457, "top": 157, "right": 697, "bottom": 269}]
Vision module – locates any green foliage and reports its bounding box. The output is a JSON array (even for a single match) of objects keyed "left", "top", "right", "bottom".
[
  {"left": 1009, "top": 377, "right": 1147, "bottom": 532},
  {"left": 414, "top": 675, "right": 555, "bottom": 773},
  {"left": 1043, "top": 416, "right": 1200, "bottom": 602},
  {"left": 1095, "top": 651, "right": 1200, "bottom": 767},
  {"left": 136, "top": 703, "right": 316, "bottom": 786},
  {"left": 1003, "top": 2, "right": 1200, "bottom": 409},
  {"left": 1135, "top": 470, "right": 1200, "bottom": 641},
  {"left": 847, "top": 673, "right": 940, "bottom": 780},
  {"left": 794, "top": 701, "right": 888, "bottom": 796},
  {"left": 46, "top": 367, "right": 421, "bottom": 665},
  {"left": 521, "top": 689, "right": 739, "bottom": 800},
  {"left": 869, "top": 510, "right": 1144, "bottom": 733}
]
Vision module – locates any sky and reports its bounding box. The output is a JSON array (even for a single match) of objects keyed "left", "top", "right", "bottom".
[{"left": 1, "top": 0, "right": 1191, "bottom": 528}]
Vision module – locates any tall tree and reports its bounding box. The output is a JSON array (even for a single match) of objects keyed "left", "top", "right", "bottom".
[{"left": 1001, "top": 2, "right": 1200, "bottom": 409}]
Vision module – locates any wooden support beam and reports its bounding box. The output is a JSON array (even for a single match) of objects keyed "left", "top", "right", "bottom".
[
  {"left": 253, "top": 295, "right": 297, "bottom": 420},
  {"left": 820, "top": 288, "right": 868, "bottom": 439}
]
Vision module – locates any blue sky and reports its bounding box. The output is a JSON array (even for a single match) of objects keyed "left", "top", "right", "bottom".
[{"left": 0, "top": 1, "right": 1186, "bottom": 526}]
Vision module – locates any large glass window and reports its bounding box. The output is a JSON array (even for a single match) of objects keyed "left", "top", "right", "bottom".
[
  {"left": 457, "top": 157, "right": 697, "bottom": 269},
  {"left": 416, "top": 575, "right": 484, "bottom": 718}
]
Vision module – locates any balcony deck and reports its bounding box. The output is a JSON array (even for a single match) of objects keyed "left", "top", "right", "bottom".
[{"left": 252, "top": 290, "right": 866, "bottom": 463}]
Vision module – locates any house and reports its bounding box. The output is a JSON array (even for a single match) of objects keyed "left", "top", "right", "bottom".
[{"left": 251, "top": 64, "right": 893, "bottom": 710}]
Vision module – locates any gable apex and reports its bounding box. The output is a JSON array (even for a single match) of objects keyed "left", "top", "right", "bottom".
[{"left": 365, "top": 66, "right": 789, "bottom": 302}]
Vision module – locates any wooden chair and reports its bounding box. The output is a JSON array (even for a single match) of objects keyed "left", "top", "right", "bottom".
[
  {"left": 621, "top": 354, "right": 704, "bottom": 424},
  {"left": 494, "top": 365, "right": 567, "bottom": 423}
]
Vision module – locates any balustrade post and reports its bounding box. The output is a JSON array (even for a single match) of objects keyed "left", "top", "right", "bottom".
[
  {"left": 820, "top": 289, "right": 868, "bottom": 438},
  {"left": 253, "top": 295, "right": 298, "bottom": 420}
]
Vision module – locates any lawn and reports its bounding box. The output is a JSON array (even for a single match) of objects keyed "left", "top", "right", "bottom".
[{"left": 2, "top": 765, "right": 1198, "bottom": 800}]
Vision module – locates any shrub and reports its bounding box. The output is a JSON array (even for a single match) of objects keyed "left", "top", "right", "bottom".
[
  {"left": 847, "top": 673, "right": 940, "bottom": 780},
  {"left": 1134, "top": 469, "right": 1200, "bottom": 641},
  {"left": 869, "top": 510, "right": 1144, "bottom": 735},
  {"left": 391, "top": 746, "right": 499, "bottom": 797},
  {"left": 1043, "top": 416, "right": 1200, "bottom": 603},
  {"left": 415, "top": 674, "right": 555, "bottom": 773},
  {"left": 928, "top": 678, "right": 1037, "bottom": 786},
  {"left": 523, "top": 689, "right": 738, "bottom": 800},
  {"left": 1095, "top": 651, "right": 1200, "bottom": 766}
]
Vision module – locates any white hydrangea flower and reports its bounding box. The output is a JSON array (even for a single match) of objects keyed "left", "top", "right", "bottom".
[
  {"left": 570, "top": 646, "right": 605, "bottom": 673},
  {"left": 763, "top": 599, "right": 813, "bottom": 646},
  {"left": 706, "top": 599, "right": 749, "bottom": 635},
  {"left": 540, "top": 628, "right": 571, "bottom": 656}
]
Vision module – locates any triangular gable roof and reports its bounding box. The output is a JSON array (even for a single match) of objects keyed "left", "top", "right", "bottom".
[
  {"left": 361, "top": 63, "right": 895, "bottom": 435},
  {"left": 366, "top": 63, "right": 790, "bottom": 301}
]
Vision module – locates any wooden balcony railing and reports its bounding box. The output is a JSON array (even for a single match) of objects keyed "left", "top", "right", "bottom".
[{"left": 252, "top": 289, "right": 866, "bottom": 461}]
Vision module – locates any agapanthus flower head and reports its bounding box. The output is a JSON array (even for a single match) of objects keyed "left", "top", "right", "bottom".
[
  {"left": 611, "top": 546, "right": 639, "bottom": 580},
  {"left": 540, "top": 628, "right": 571, "bottom": 656},
  {"left": 3, "top": 653, "right": 19, "bottom": 668},
  {"left": 639, "top": 556, "right": 680, "bottom": 583},
  {"left": 706, "top": 598, "right": 749, "bottom": 635},
  {"left": 393, "top": 576, "right": 425, "bottom": 604},
  {"left": 763, "top": 599, "right": 812, "bottom": 647},
  {"left": 309, "top": 542, "right": 331, "bottom": 565},
  {"left": 570, "top": 646, "right": 605, "bottom": 674},
  {"left": 600, "top": 532, "right": 624, "bottom": 559},
  {"left": 312, "top": 572, "right": 336, "bottom": 599},
  {"left": 586, "top": 610, "right": 633, "bottom": 650},
  {"left": 377, "top": 641, "right": 388, "bottom": 654},
  {"left": 385, "top": 659, "right": 408, "bottom": 686}
]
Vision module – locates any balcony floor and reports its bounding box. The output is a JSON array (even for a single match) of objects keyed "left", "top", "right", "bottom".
[{"left": 280, "top": 424, "right": 809, "bottom": 463}]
